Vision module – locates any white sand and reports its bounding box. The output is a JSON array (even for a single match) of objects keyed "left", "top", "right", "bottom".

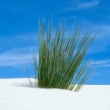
[{"left": 0, "top": 78, "right": 110, "bottom": 110}]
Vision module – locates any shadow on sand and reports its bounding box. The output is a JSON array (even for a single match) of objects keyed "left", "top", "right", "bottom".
[{"left": 11, "top": 82, "right": 37, "bottom": 88}]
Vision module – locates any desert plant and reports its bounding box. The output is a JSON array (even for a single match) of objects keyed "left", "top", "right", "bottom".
[{"left": 30, "top": 20, "right": 95, "bottom": 91}]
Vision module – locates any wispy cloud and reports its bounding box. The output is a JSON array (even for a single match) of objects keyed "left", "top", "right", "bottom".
[
  {"left": 94, "top": 25, "right": 110, "bottom": 40},
  {"left": 80, "top": 23, "right": 110, "bottom": 54},
  {"left": 0, "top": 48, "right": 39, "bottom": 67},
  {"left": 64, "top": 0, "right": 99, "bottom": 12},
  {"left": 77, "top": 1, "right": 99, "bottom": 10},
  {"left": 91, "top": 60, "right": 110, "bottom": 67}
]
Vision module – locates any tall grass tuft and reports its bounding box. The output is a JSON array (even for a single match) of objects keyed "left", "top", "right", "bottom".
[{"left": 31, "top": 20, "right": 95, "bottom": 91}]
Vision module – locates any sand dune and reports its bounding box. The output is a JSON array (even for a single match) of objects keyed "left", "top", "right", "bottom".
[{"left": 0, "top": 78, "right": 110, "bottom": 110}]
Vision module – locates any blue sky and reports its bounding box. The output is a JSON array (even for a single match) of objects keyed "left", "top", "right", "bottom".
[{"left": 0, "top": 0, "right": 110, "bottom": 84}]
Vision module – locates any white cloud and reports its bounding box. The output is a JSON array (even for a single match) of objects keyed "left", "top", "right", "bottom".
[
  {"left": 91, "top": 60, "right": 110, "bottom": 67},
  {"left": 81, "top": 23, "right": 110, "bottom": 54},
  {"left": 94, "top": 25, "right": 110, "bottom": 40},
  {"left": 77, "top": 1, "right": 99, "bottom": 9},
  {"left": 0, "top": 48, "right": 39, "bottom": 67},
  {"left": 59, "top": 0, "right": 99, "bottom": 13}
]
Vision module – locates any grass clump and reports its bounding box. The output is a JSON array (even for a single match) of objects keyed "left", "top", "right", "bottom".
[{"left": 29, "top": 20, "right": 95, "bottom": 92}]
